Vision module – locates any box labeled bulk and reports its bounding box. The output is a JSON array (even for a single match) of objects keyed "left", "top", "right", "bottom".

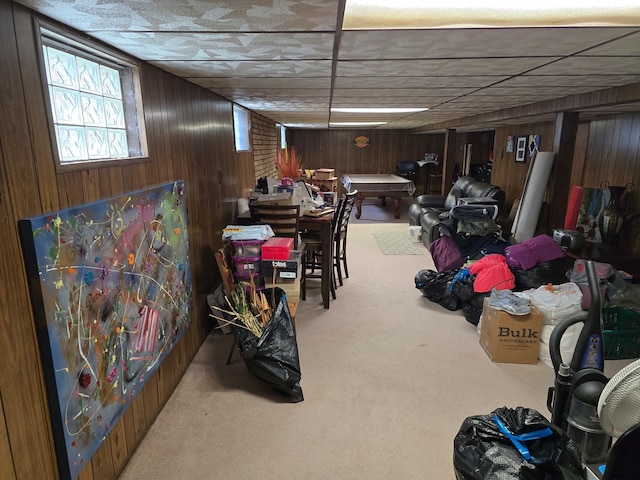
[
  {"left": 479, "top": 298, "right": 543, "bottom": 364},
  {"left": 261, "top": 237, "right": 294, "bottom": 260}
]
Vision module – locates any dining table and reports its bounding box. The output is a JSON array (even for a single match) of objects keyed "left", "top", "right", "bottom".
[{"left": 300, "top": 213, "right": 333, "bottom": 309}]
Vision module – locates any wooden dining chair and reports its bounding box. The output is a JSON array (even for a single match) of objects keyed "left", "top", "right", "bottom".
[
  {"left": 254, "top": 203, "right": 306, "bottom": 300},
  {"left": 254, "top": 203, "right": 301, "bottom": 248},
  {"left": 334, "top": 190, "right": 357, "bottom": 286},
  {"left": 302, "top": 197, "right": 344, "bottom": 302}
]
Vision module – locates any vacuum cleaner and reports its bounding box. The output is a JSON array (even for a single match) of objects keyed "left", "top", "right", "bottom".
[{"left": 547, "top": 260, "right": 611, "bottom": 466}]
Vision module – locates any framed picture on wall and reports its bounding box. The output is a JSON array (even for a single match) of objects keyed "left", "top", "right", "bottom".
[
  {"left": 515, "top": 136, "right": 527, "bottom": 163},
  {"left": 506, "top": 136, "right": 514, "bottom": 153}
]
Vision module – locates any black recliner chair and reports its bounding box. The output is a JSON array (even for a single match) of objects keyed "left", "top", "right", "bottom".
[{"left": 408, "top": 176, "right": 505, "bottom": 248}]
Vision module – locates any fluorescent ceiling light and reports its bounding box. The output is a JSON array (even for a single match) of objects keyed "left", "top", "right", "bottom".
[
  {"left": 332, "top": 107, "right": 428, "bottom": 113},
  {"left": 330, "top": 122, "right": 388, "bottom": 126},
  {"left": 344, "top": 0, "right": 640, "bottom": 29}
]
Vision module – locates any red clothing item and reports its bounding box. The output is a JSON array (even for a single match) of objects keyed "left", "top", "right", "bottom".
[{"left": 468, "top": 254, "right": 515, "bottom": 292}]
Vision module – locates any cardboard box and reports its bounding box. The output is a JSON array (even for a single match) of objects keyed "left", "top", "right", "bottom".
[
  {"left": 256, "top": 192, "right": 293, "bottom": 206},
  {"left": 265, "top": 278, "right": 301, "bottom": 303},
  {"left": 479, "top": 298, "right": 543, "bottom": 364},
  {"left": 314, "top": 168, "right": 335, "bottom": 180}
]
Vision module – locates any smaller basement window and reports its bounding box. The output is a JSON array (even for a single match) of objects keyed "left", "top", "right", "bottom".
[
  {"left": 38, "top": 22, "right": 148, "bottom": 170},
  {"left": 233, "top": 104, "right": 252, "bottom": 152}
]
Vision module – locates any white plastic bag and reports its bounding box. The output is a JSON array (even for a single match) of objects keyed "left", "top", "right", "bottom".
[
  {"left": 539, "top": 323, "right": 582, "bottom": 368},
  {"left": 526, "top": 282, "right": 583, "bottom": 325},
  {"left": 527, "top": 282, "right": 584, "bottom": 367}
]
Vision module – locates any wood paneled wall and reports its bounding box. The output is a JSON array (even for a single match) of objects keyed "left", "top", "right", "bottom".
[
  {"left": 492, "top": 114, "right": 640, "bottom": 253},
  {"left": 3, "top": 1, "right": 640, "bottom": 479},
  {"left": 492, "top": 121, "right": 557, "bottom": 212},
  {"left": 580, "top": 113, "right": 640, "bottom": 252},
  {"left": 0, "top": 2, "right": 259, "bottom": 479},
  {"left": 288, "top": 129, "right": 445, "bottom": 195}
]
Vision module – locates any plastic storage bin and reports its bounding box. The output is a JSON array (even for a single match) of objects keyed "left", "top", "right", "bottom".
[
  {"left": 231, "top": 239, "right": 263, "bottom": 257},
  {"left": 234, "top": 271, "right": 264, "bottom": 291},
  {"left": 232, "top": 255, "right": 261, "bottom": 274},
  {"left": 261, "top": 237, "right": 294, "bottom": 260},
  {"left": 602, "top": 307, "right": 640, "bottom": 360}
]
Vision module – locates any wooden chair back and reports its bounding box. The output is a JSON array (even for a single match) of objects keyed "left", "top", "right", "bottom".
[
  {"left": 255, "top": 204, "right": 301, "bottom": 249},
  {"left": 336, "top": 190, "right": 357, "bottom": 239}
]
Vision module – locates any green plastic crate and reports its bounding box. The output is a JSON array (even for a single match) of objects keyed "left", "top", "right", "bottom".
[{"left": 602, "top": 307, "right": 640, "bottom": 360}]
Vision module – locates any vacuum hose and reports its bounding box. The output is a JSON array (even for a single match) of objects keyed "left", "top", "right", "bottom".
[
  {"left": 547, "top": 260, "right": 604, "bottom": 429},
  {"left": 569, "top": 260, "right": 604, "bottom": 373}
]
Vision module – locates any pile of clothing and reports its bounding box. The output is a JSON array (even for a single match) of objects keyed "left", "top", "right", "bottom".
[
  {"left": 415, "top": 234, "right": 571, "bottom": 325},
  {"left": 415, "top": 233, "right": 635, "bottom": 329}
]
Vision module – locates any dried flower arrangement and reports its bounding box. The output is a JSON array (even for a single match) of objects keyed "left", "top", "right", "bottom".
[
  {"left": 276, "top": 146, "right": 302, "bottom": 179},
  {"left": 209, "top": 279, "right": 274, "bottom": 338}
]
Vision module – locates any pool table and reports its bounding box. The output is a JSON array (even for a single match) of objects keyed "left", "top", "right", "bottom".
[{"left": 341, "top": 173, "right": 416, "bottom": 219}]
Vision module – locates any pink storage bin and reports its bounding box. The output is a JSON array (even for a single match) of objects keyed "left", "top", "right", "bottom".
[{"left": 232, "top": 255, "right": 262, "bottom": 274}]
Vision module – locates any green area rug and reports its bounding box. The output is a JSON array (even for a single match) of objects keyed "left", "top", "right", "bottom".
[{"left": 372, "top": 232, "right": 425, "bottom": 255}]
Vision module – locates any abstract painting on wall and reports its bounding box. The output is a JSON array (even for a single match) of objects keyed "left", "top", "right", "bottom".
[{"left": 19, "top": 181, "right": 192, "bottom": 479}]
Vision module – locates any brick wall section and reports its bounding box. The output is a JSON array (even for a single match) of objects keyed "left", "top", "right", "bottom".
[{"left": 252, "top": 112, "right": 278, "bottom": 181}]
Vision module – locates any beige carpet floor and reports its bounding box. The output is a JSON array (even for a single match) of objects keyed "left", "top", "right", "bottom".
[{"left": 118, "top": 197, "right": 632, "bottom": 480}]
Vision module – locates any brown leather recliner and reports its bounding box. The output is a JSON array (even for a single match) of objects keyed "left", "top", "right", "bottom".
[{"left": 408, "top": 176, "right": 505, "bottom": 248}]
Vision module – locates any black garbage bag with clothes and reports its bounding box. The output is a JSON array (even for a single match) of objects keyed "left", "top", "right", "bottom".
[
  {"left": 232, "top": 287, "right": 303, "bottom": 402},
  {"left": 414, "top": 269, "right": 461, "bottom": 311},
  {"left": 512, "top": 257, "right": 573, "bottom": 291},
  {"left": 449, "top": 268, "right": 489, "bottom": 326},
  {"left": 454, "top": 406, "right": 585, "bottom": 480}
]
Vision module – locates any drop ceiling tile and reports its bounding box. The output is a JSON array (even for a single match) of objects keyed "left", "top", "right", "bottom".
[
  {"left": 469, "top": 85, "right": 600, "bottom": 97},
  {"left": 332, "top": 88, "right": 473, "bottom": 98},
  {"left": 18, "top": 0, "right": 640, "bottom": 130},
  {"left": 150, "top": 60, "right": 332, "bottom": 77},
  {"left": 331, "top": 99, "right": 433, "bottom": 108},
  {"left": 88, "top": 32, "right": 334, "bottom": 61},
  {"left": 505, "top": 74, "right": 640, "bottom": 87},
  {"left": 188, "top": 77, "right": 331, "bottom": 89},
  {"left": 530, "top": 57, "right": 640, "bottom": 75},
  {"left": 228, "top": 97, "right": 330, "bottom": 108},
  {"left": 338, "top": 27, "right": 638, "bottom": 60},
  {"left": 18, "top": 0, "right": 339, "bottom": 31},
  {"left": 576, "top": 31, "right": 640, "bottom": 56},
  {"left": 336, "top": 57, "right": 560, "bottom": 77},
  {"left": 333, "top": 75, "right": 506, "bottom": 88},
  {"left": 210, "top": 90, "right": 331, "bottom": 100},
  {"left": 242, "top": 100, "right": 330, "bottom": 111}
]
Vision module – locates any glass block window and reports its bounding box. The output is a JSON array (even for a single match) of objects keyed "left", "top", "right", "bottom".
[
  {"left": 39, "top": 24, "right": 147, "bottom": 168},
  {"left": 233, "top": 104, "right": 251, "bottom": 152}
]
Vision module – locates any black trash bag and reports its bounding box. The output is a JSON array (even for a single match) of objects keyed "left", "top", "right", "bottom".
[
  {"left": 461, "top": 293, "right": 489, "bottom": 327},
  {"left": 415, "top": 269, "right": 461, "bottom": 311},
  {"left": 450, "top": 269, "right": 477, "bottom": 302},
  {"left": 232, "top": 287, "right": 303, "bottom": 402},
  {"left": 454, "top": 406, "right": 585, "bottom": 480},
  {"left": 512, "top": 257, "right": 573, "bottom": 291}
]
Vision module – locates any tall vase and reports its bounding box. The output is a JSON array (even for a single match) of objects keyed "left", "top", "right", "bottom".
[{"left": 598, "top": 186, "right": 626, "bottom": 245}]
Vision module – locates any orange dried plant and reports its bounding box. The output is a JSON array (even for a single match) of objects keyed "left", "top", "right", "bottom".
[{"left": 276, "top": 146, "right": 302, "bottom": 179}]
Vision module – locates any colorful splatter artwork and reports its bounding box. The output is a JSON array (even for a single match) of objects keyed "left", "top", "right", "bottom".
[{"left": 19, "top": 181, "right": 192, "bottom": 480}]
